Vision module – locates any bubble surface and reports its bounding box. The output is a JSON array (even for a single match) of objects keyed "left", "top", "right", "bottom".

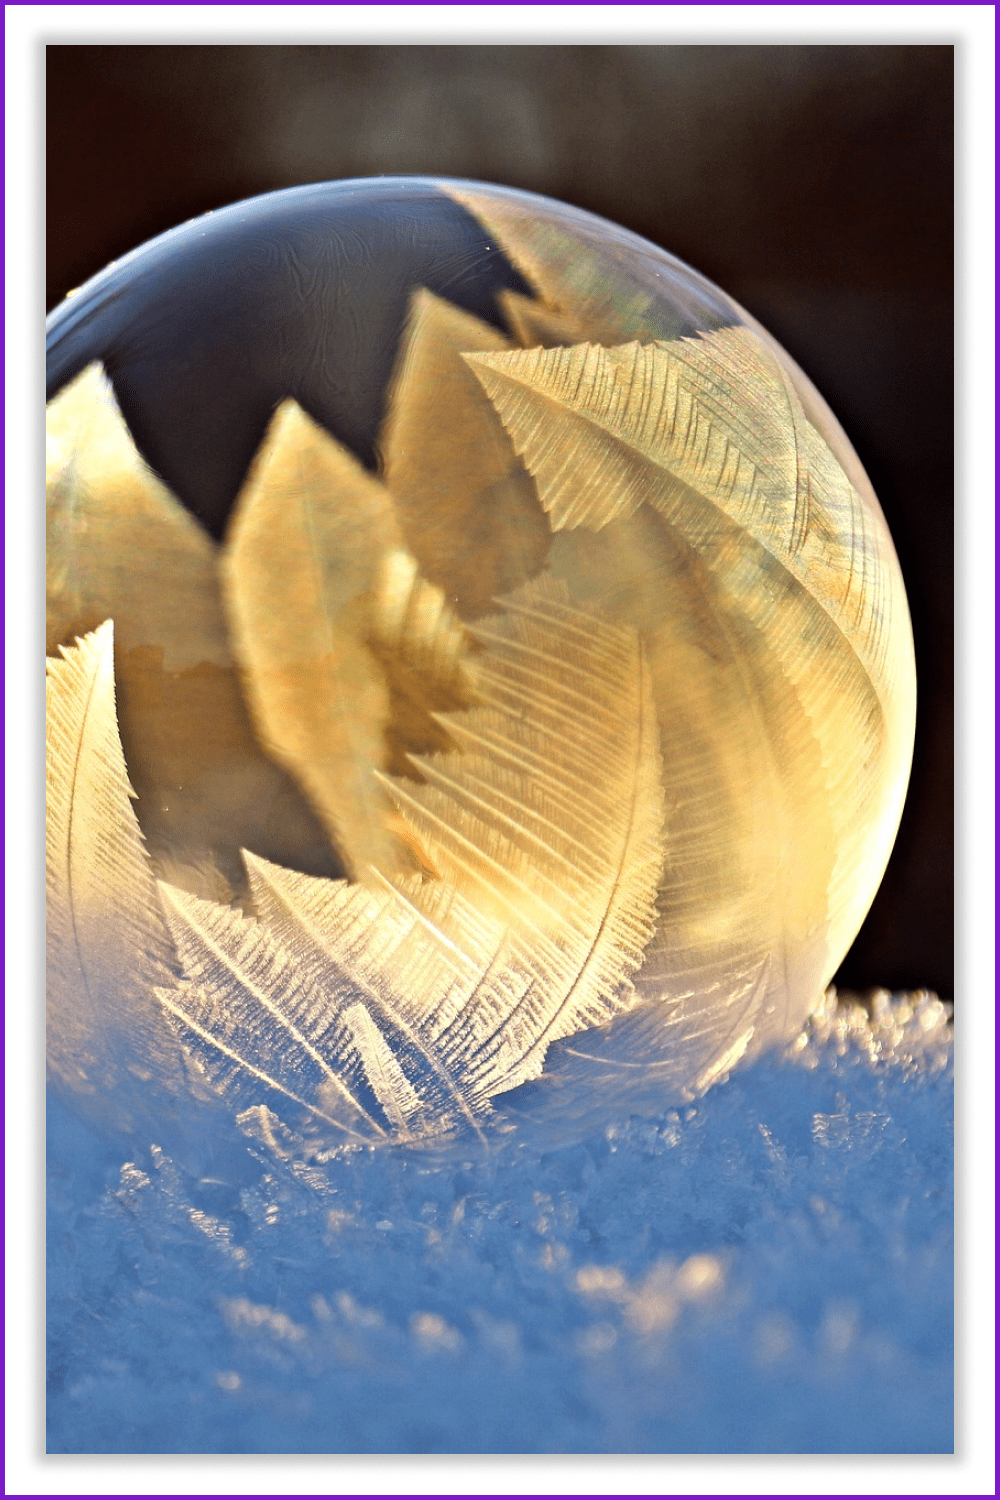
[{"left": 45, "top": 178, "right": 916, "bottom": 1146}]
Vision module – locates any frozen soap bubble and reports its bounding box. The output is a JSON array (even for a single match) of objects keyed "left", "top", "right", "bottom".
[{"left": 45, "top": 178, "right": 916, "bottom": 1149}]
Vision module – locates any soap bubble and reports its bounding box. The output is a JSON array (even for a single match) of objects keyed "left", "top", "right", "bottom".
[{"left": 46, "top": 179, "right": 915, "bottom": 1147}]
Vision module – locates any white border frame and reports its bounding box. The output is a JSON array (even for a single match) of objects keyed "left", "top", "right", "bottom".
[{"left": 7, "top": 7, "right": 994, "bottom": 1496}]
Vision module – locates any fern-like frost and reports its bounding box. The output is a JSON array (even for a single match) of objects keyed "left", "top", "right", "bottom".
[
  {"left": 156, "top": 576, "right": 666, "bottom": 1145},
  {"left": 465, "top": 330, "right": 916, "bottom": 1073},
  {"left": 221, "top": 400, "right": 478, "bottom": 882},
  {"left": 45, "top": 622, "right": 184, "bottom": 1128}
]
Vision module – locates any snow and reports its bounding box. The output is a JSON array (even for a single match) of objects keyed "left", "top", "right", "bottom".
[{"left": 44, "top": 990, "right": 953, "bottom": 1458}]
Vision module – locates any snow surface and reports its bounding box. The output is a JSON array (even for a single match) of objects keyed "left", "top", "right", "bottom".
[{"left": 45, "top": 989, "right": 953, "bottom": 1456}]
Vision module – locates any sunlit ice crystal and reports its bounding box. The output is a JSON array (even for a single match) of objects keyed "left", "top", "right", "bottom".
[{"left": 45, "top": 178, "right": 916, "bottom": 1151}]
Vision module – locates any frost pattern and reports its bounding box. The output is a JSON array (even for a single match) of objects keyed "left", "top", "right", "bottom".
[
  {"left": 156, "top": 576, "right": 665, "bottom": 1144},
  {"left": 45, "top": 621, "right": 184, "bottom": 1128}
]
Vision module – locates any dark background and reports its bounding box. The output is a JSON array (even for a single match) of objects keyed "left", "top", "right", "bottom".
[{"left": 45, "top": 43, "right": 954, "bottom": 998}]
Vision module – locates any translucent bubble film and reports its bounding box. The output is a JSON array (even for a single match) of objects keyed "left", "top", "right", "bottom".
[{"left": 45, "top": 178, "right": 917, "bottom": 1151}]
